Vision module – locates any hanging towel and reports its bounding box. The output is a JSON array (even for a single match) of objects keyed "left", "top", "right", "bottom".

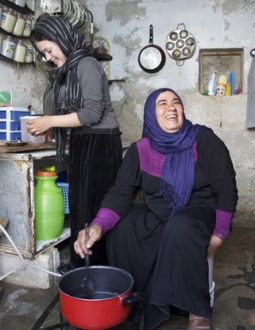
[{"left": 246, "top": 56, "right": 255, "bottom": 128}]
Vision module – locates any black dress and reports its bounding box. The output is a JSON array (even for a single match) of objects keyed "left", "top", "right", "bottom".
[
  {"left": 58, "top": 57, "right": 122, "bottom": 267},
  {"left": 99, "top": 129, "right": 237, "bottom": 329},
  {"left": 69, "top": 132, "right": 122, "bottom": 266}
]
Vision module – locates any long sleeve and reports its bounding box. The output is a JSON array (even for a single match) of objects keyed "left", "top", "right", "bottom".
[
  {"left": 76, "top": 57, "right": 107, "bottom": 126},
  {"left": 197, "top": 129, "right": 238, "bottom": 239},
  {"left": 91, "top": 143, "right": 141, "bottom": 234}
]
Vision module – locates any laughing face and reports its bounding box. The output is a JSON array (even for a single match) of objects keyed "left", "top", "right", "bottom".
[
  {"left": 155, "top": 91, "right": 184, "bottom": 133},
  {"left": 36, "top": 40, "right": 67, "bottom": 67}
]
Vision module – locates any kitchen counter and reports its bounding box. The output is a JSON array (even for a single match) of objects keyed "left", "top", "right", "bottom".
[{"left": 0, "top": 142, "right": 56, "bottom": 153}]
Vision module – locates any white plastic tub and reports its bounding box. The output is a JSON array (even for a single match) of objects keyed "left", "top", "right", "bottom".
[{"left": 20, "top": 116, "right": 45, "bottom": 144}]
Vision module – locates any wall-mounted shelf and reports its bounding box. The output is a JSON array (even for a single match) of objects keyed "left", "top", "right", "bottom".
[
  {"left": 0, "top": 52, "right": 34, "bottom": 65},
  {"left": 0, "top": 0, "right": 34, "bottom": 64},
  {"left": 108, "top": 79, "right": 126, "bottom": 85},
  {"left": 0, "top": 0, "right": 34, "bottom": 14},
  {"left": 199, "top": 48, "right": 243, "bottom": 95},
  {"left": 0, "top": 26, "right": 30, "bottom": 39}
]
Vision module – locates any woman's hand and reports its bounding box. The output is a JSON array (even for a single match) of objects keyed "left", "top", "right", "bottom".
[
  {"left": 27, "top": 113, "right": 81, "bottom": 136},
  {"left": 207, "top": 234, "right": 224, "bottom": 256},
  {"left": 26, "top": 116, "right": 53, "bottom": 135},
  {"left": 74, "top": 225, "right": 102, "bottom": 259}
]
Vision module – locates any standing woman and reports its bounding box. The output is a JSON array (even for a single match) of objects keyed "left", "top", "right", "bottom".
[{"left": 28, "top": 15, "right": 122, "bottom": 267}]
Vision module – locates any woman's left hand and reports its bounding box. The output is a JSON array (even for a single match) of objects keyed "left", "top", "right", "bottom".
[
  {"left": 208, "top": 234, "right": 224, "bottom": 256},
  {"left": 26, "top": 116, "right": 52, "bottom": 135}
]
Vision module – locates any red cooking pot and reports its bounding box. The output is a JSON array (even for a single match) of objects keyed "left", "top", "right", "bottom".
[{"left": 58, "top": 265, "right": 141, "bottom": 330}]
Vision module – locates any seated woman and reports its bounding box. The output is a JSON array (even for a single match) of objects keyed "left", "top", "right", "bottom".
[{"left": 74, "top": 88, "right": 238, "bottom": 330}]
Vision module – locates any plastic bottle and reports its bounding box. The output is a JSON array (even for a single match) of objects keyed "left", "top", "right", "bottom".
[
  {"left": 208, "top": 71, "right": 217, "bottom": 95},
  {"left": 216, "top": 75, "right": 228, "bottom": 96},
  {"left": 34, "top": 170, "right": 64, "bottom": 241},
  {"left": 13, "top": 13, "right": 25, "bottom": 36},
  {"left": 13, "top": 39, "right": 26, "bottom": 62},
  {"left": 225, "top": 82, "right": 231, "bottom": 96},
  {"left": 229, "top": 72, "right": 235, "bottom": 95}
]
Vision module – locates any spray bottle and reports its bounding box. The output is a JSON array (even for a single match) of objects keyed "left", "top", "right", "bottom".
[{"left": 208, "top": 71, "right": 217, "bottom": 95}]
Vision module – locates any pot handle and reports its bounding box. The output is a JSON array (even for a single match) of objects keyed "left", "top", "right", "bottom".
[{"left": 122, "top": 292, "right": 144, "bottom": 306}]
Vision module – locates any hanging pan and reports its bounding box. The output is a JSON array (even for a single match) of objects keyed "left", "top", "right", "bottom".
[{"left": 138, "top": 24, "right": 166, "bottom": 73}]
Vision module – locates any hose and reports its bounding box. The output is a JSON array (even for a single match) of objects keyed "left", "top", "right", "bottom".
[{"left": 0, "top": 224, "right": 61, "bottom": 280}]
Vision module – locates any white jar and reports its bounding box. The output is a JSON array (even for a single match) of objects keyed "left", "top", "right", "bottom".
[
  {"left": 13, "top": 13, "right": 25, "bottom": 36},
  {"left": 0, "top": 34, "right": 3, "bottom": 52},
  {"left": 0, "top": 6, "right": 7, "bottom": 25},
  {"left": 24, "top": 41, "right": 33, "bottom": 63},
  {"left": 14, "top": 0, "right": 26, "bottom": 7},
  {"left": 1, "top": 36, "right": 16, "bottom": 59},
  {"left": 23, "top": 16, "right": 33, "bottom": 37},
  {"left": 1, "top": 8, "right": 17, "bottom": 33},
  {"left": 14, "top": 40, "right": 26, "bottom": 62}
]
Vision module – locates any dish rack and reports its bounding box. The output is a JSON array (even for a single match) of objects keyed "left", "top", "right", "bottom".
[{"left": 57, "top": 182, "right": 69, "bottom": 214}]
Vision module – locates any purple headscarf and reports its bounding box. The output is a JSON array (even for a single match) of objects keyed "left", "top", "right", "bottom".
[{"left": 142, "top": 88, "right": 205, "bottom": 214}]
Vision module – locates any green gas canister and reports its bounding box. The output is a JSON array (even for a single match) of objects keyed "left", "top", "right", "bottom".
[{"left": 34, "top": 169, "right": 64, "bottom": 241}]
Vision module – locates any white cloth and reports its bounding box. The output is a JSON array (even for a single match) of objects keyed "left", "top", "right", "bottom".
[{"left": 246, "top": 56, "right": 255, "bottom": 128}]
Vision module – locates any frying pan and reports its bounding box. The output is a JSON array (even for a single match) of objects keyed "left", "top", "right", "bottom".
[{"left": 138, "top": 24, "right": 166, "bottom": 73}]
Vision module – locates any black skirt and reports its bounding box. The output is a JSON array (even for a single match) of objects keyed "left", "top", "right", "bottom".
[
  {"left": 69, "top": 131, "right": 122, "bottom": 266},
  {"left": 106, "top": 203, "right": 215, "bottom": 329}
]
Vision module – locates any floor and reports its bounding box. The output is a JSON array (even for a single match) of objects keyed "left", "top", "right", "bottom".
[{"left": 0, "top": 225, "right": 255, "bottom": 330}]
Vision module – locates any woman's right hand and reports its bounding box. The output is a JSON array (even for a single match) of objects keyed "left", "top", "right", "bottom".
[
  {"left": 74, "top": 225, "right": 102, "bottom": 259},
  {"left": 26, "top": 116, "right": 53, "bottom": 135}
]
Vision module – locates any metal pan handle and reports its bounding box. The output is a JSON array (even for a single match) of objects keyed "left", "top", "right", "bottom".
[
  {"left": 177, "top": 23, "right": 185, "bottom": 30},
  {"left": 176, "top": 59, "right": 184, "bottom": 66},
  {"left": 149, "top": 24, "right": 153, "bottom": 44}
]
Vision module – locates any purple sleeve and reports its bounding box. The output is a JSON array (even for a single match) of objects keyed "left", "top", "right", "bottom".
[
  {"left": 91, "top": 208, "right": 120, "bottom": 235},
  {"left": 213, "top": 209, "right": 234, "bottom": 240}
]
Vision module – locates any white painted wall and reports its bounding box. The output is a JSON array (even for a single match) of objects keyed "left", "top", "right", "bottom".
[
  {"left": 84, "top": 0, "right": 255, "bottom": 226},
  {"left": 0, "top": 61, "right": 48, "bottom": 112}
]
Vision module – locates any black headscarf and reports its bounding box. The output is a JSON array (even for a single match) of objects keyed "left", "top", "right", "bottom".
[{"left": 31, "top": 15, "right": 92, "bottom": 168}]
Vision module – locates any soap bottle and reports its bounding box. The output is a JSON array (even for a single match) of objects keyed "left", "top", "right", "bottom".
[{"left": 208, "top": 71, "right": 217, "bottom": 95}]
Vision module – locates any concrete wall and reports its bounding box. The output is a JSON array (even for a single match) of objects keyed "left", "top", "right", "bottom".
[
  {"left": 84, "top": 0, "right": 255, "bottom": 226},
  {"left": 0, "top": 0, "right": 254, "bottom": 226},
  {"left": 0, "top": 61, "right": 48, "bottom": 112}
]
